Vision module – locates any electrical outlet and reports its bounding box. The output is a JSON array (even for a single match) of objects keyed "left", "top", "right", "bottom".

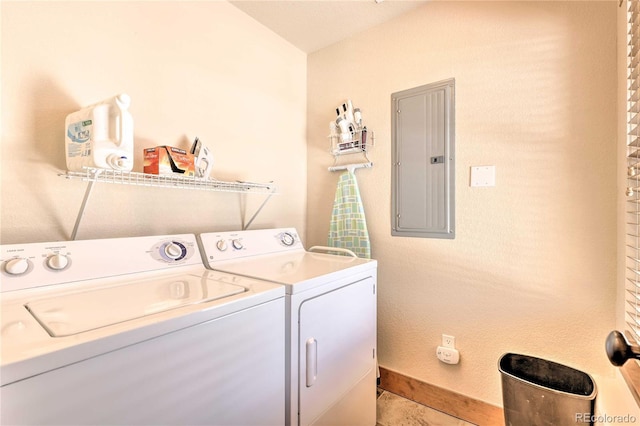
[{"left": 442, "top": 334, "right": 455, "bottom": 349}]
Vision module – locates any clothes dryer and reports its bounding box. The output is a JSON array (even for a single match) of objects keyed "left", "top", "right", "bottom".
[
  {"left": 0, "top": 234, "right": 285, "bottom": 426},
  {"left": 199, "top": 228, "right": 377, "bottom": 426}
]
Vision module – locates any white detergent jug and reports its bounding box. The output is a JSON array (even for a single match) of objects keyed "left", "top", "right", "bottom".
[{"left": 65, "top": 93, "right": 134, "bottom": 172}]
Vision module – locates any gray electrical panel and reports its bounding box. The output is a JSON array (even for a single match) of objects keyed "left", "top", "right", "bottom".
[{"left": 391, "top": 79, "right": 455, "bottom": 239}]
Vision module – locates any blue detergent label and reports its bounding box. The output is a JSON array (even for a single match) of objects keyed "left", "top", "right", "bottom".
[{"left": 67, "top": 120, "right": 92, "bottom": 158}]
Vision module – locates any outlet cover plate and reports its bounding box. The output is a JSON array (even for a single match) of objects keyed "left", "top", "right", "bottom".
[{"left": 442, "top": 334, "right": 455, "bottom": 348}]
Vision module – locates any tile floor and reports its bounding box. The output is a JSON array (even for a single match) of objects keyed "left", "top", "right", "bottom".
[{"left": 376, "top": 389, "right": 475, "bottom": 426}]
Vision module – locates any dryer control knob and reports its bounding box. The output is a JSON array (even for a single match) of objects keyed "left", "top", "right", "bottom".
[
  {"left": 216, "top": 240, "right": 228, "bottom": 251},
  {"left": 232, "top": 239, "right": 244, "bottom": 250},
  {"left": 4, "top": 258, "right": 30, "bottom": 275},
  {"left": 281, "top": 232, "right": 295, "bottom": 246},
  {"left": 46, "top": 254, "right": 69, "bottom": 270}
]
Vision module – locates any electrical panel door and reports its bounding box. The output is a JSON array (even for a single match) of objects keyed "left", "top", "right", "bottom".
[{"left": 391, "top": 79, "right": 455, "bottom": 239}]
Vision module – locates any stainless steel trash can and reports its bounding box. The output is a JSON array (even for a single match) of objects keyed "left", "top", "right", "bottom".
[{"left": 499, "top": 353, "right": 597, "bottom": 426}]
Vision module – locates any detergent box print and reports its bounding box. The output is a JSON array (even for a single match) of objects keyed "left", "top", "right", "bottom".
[
  {"left": 65, "top": 93, "right": 134, "bottom": 172},
  {"left": 143, "top": 146, "right": 195, "bottom": 176}
]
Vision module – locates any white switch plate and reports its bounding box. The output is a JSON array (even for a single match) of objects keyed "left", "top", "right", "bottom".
[{"left": 470, "top": 166, "right": 496, "bottom": 187}]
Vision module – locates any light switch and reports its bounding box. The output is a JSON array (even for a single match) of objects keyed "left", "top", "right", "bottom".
[{"left": 470, "top": 166, "right": 496, "bottom": 187}]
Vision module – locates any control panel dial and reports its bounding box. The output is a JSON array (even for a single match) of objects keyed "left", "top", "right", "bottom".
[
  {"left": 46, "top": 254, "right": 70, "bottom": 271},
  {"left": 163, "top": 242, "right": 185, "bottom": 260},
  {"left": 281, "top": 232, "right": 296, "bottom": 246},
  {"left": 151, "top": 240, "right": 193, "bottom": 263},
  {"left": 232, "top": 239, "right": 244, "bottom": 250},
  {"left": 4, "top": 258, "right": 31, "bottom": 276},
  {"left": 216, "top": 240, "right": 228, "bottom": 251}
]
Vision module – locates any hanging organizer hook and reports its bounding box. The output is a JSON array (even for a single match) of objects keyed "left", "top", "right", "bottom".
[{"left": 328, "top": 162, "right": 373, "bottom": 173}]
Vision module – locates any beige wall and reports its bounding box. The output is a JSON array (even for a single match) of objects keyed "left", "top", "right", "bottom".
[
  {"left": 1, "top": 1, "right": 307, "bottom": 243},
  {"left": 308, "top": 1, "right": 618, "bottom": 405}
]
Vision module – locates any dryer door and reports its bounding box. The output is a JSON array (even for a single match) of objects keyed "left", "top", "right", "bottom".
[{"left": 298, "top": 277, "right": 376, "bottom": 425}]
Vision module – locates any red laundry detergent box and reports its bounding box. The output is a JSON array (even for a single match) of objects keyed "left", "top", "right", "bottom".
[{"left": 144, "top": 146, "right": 195, "bottom": 176}]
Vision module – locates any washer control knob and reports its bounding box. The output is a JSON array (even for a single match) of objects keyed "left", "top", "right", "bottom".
[
  {"left": 46, "top": 254, "right": 69, "bottom": 270},
  {"left": 216, "top": 240, "right": 228, "bottom": 251},
  {"left": 4, "top": 258, "right": 30, "bottom": 275},
  {"left": 232, "top": 239, "right": 243, "bottom": 250},
  {"left": 164, "top": 242, "right": 184, "bottom": 260}
]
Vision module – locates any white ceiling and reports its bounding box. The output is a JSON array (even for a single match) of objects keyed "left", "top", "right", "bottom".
[{"left": 229, "top": 0, "right": 430, "bottom": 53}]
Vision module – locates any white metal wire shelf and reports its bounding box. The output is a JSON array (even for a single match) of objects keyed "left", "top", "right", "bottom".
[
  {"left": 60, "top": 168, "right": 276, "bottom": 193},
  {"left": 59, "top": 168, "right": 277, "bottom": 240}
]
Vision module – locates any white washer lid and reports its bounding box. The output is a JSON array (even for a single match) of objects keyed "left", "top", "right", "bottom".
[{"left": 25, "top": 273, "right": 245, "bottom": 337}]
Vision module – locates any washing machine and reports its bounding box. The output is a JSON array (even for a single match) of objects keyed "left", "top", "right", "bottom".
[
  {"left": 198, "top": 228, "right": 377, "bottom": 426},
  {"left": 0, "top": 234, "right": 285, "bottom": 426}
]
